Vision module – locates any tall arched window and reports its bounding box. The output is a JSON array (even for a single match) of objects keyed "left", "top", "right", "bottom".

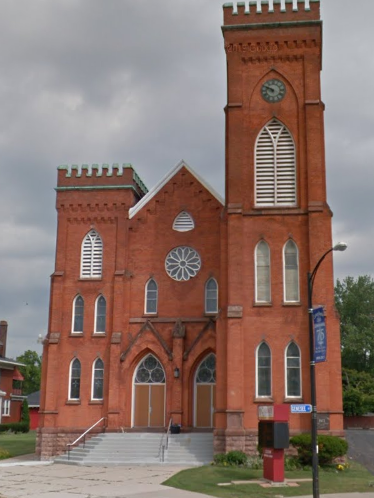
[
  {"left": 283, "top": 240, "right": 300, "bottom": 302},
  {"left": 195, "top": 353, "right": 216, "bottom": 428},
  {"left": 72, "top": 295, "right": 84, "bottom": 333},
  {"left": 92, "top": 358, "right": 104, "bottom": 400},
  {"left": 256, "top": 342, "right": 271, "bottom": 397},
  {"left": 205, "top": 278, "right": 218, "bottom": 313},
  {"left": 255, "top": 119, "right": 296, "bottom": 207},
  {"left": 95, "top": 295, "right": 106, "bottom": 334},
  {"left": 285, "top": 342, "right": 301, "bottom": 398},
  {"left": 255, "top": 241, "right": 271, "bottom": 303},
  {"left": 81, "top": 230, "right": 103, "bottom": 278},
  {"left": 145, "top": 279, "right": 158, "bottom": 314},
  {"left": 69, "top": 358, "right": 81, "bottom": 400}
]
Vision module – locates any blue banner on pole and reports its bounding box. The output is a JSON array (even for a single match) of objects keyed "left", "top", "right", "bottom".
[{"left": 313, "top": 306, "right": 327, "bottom": 363}]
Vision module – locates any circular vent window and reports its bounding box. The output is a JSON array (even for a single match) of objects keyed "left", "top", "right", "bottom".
[{"left": 165, "top": 246, "right": 201, "bottom": 281}]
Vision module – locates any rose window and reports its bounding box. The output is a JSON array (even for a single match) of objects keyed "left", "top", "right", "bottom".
[
  {"left": 165, "top": 246, "right": 201, "bottom": 281},
  {"left": 135, "top": 355, "right": 165, "bottom": 384}
]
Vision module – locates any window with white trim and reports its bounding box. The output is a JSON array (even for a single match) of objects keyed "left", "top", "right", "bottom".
[
  {"left": 255, "top": 241, "right": 271, "bottom": 303},
  {"left": 286, "top": 342, "right": 301, "bottom": 398},
  {"left": 2, "top": 399, "right": 10, "bottom": 416},
  {"left": 205, "top": 278, "right": 218, "bottom": 313},
  {"left": 95, "top": 295, "right": 106, "bottom": 333},
  {"left": 72, "top": 295, "right": 84, "bottom": 333},
  {"left": 255, "top": 119, "right": 296, "bottom": 207},
  {"left": 173, "top": 211, "right": 195, "bottom": 232},
  {"left": 283, "top": 240, "right": 300, "bottom": 302},
  {"left": 256, "top": 342, "right": 271, "bottom": 397},
  {"left": 92, "top": 358, "right": 104, "bottom": 400},
  {"left": 145, "top": 279, "right": 158, "bottom": 314},
  {"left": 69, "top": 358, "right": 81, "bottom": 400},
  {"left": 81, "top": 230, "right": 103, "bottom": 278}
]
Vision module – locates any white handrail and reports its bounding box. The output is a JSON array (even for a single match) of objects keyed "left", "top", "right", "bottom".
[{"left": 67, "top": 417, "right": 107, "bottom": 460}]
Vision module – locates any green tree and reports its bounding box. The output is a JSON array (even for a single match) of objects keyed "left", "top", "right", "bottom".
[
  {"left": 16, "top": 350, "right": 42, "bottom": 395},
  {"left": 335, "top": 275, "right": 374, "bottom": 373}
]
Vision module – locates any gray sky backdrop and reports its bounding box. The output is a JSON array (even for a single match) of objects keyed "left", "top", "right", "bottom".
[{"left": 0, "top": 0, "right": 372, "bottom": 358}]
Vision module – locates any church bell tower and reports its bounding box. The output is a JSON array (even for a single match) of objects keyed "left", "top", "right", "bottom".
[{"left": 215, "top": 0, "right": 343, "bottom": 453}]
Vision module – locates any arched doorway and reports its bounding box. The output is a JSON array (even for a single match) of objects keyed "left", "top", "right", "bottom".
[
  {"left": 194, "top": 353, "right": 216, "bottom": 428},
  {"left": 133, "top": 354, "right": 166, "bottom": 428}
]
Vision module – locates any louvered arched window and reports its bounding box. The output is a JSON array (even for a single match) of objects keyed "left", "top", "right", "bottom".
[
  {"left": 255, "top": 241, "right": 271, "bottom": 303},
  {"left": 145, "top": 279, "right": 158, "bottom": 314},
  {"left": 285, "top": 342, "right": 301, "bottom": 398},
  {"left": 81, "top": 230, "right": 103, "bottom": 278},
  {"left": 255, "top": 119, "right": 296, "bottom": 207},
  {"left": 72, "top": 295, "right": 84, "bottom": 333},
  {"left": 256, "top": 342, "right": 271, "bottom": 397},
  {"left": 69, "top": 358, "right": 81, "bottom": 400},
  {"left": 205, "top": 278, "right": 218, "bottom": 313},
  {"left": 283, "top": 240, "right": 300, "bottom": 302},
  {"left": 173, "top": 211, "right": 195, "bottom": 232},
  {"left": 95, "top": 295, "right": 106, "bottom": 334}
]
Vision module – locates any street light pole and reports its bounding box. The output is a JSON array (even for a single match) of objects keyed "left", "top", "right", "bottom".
[{"left": 308, "top": 242, "right": 347, "bottom": 498}]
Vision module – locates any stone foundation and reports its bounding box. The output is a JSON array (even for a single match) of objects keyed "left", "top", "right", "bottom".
[
  {"left": 36, "top": 427, "right": 102, "bottom": 460},
  {"left": 214, "top": 429, "right": 258, "bottom": 456}
]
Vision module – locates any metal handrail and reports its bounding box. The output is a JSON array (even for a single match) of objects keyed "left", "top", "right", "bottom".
[
  {"left": 160, "top": 418, "right": 173, "bottom": 462},
  {"left": 67, "top": 417, "right": 107, "bottom": 461},
  {"left": 165, "top": 417, "right": 173, "bottom": 450}
]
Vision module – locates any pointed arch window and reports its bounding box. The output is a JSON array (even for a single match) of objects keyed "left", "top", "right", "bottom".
[
  {"left": 72, "top": 295, "right": 84, "bottom": 333},
  {"left": 92, "top": 358, "right": 104, "bottom": 400},
  {"left": 69, "top": 358, "right": 81, "bottom": 400},
  {"left": 145, "top": 279, "right": 158, "bottom": 314},
  {"left": 173, "top": 211, "right": 195, "bottom": 232},
  {"left": 255, "top": 119, "right": 296, "bottom": 207},
  {"left": 95, "top": 295, "right": 106, "bottom": 334},
  {"left": 255, "top": 241, "right": 271, "bottom": 303},
  {"left": 286, "top": 342, "right": 301, "bottom": 398},
  {"left": 256, "top": 342, "right": 271, "bottom": 397},
  {"left": 205, "top": 278, "right": 218, "bottom": 313},
  {"left": 81, "top": 230, "right": 103, "bottom": 278},
  {"left": 284, "top": 240, "right": 300, "bottom": 302}
]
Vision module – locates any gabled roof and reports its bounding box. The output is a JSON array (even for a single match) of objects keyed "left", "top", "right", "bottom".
[
  {"left": 27, "top": 390, "right": 40, "bottom": 407},
  {"left": 129, "top": 160, "right": 224, "bottom": 219}
]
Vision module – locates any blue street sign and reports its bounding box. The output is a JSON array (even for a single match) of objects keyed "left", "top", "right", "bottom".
[
  {"left": 290, "top": 404, "right": 312, "bottom": 414},
  {"left": 313, "top": 306, "right": 327, "bottom": 363}
]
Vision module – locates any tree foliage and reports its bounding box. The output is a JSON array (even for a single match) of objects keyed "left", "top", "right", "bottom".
[
  {"left": 335, "top": 275, "right": 374, "bottom": 373},
  {"left": 16, "top": 350, "right": 42, "bottom": 396},
  {"left": 342, "top": 368, "right": 374, "bottom": 416}
]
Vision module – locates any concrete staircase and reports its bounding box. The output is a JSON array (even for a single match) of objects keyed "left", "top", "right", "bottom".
[{"left": 54, "top": 432, "right": 214, "bottom": 466}]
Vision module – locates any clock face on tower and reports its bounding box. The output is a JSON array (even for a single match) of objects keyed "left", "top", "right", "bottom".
[{"left": 261, "top": 79, "right": 286, "bottom": 103}]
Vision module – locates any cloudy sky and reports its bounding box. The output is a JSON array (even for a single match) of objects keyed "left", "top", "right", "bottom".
[{"left": 0, "top": 0, "right": 372, "bottom": 358}]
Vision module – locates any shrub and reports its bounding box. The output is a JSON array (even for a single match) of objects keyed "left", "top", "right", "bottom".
[
  {"left": 213, "top": 451, "right": 248, "bottom": 467},
  {"left": 0, "top": 422, "right": 29, "bottom": 434},
  {"left": 290, "top": 434, "right": 348, "bottom": 466},
  {"left": 213, "top": 453, "right": 227, "bottom": 465},
  {"left": 226, "top": 451, "right": 248, "bottom": 466},
  {"left": 0, "top": 448, "right": 11, "bottom": 460},
  {"left": 21, "top": 399, "right": 30, "bottom": 431},
  {"left": 247, "top": 456, "right": 263, "bottom": 469}
]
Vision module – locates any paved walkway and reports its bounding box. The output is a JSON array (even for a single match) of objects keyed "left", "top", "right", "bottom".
[{"left": 0, "top": 456, "right": 374, "bottom": 498}]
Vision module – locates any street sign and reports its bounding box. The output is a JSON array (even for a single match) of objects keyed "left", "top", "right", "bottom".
[
  {"left": 290, "top": 404, "right": 312, "bottom": 414},
  {"left": 313, "top": 306, "right": 327, "bottom": 363}
]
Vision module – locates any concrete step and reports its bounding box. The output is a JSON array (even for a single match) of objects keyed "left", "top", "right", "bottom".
[{"left": 54, "top": 432, "right": 214, "bottom": 466}]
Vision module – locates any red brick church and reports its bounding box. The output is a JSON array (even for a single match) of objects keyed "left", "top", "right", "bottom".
[{"left": 38, "top": 0, "right": 344, "bottom": 458}]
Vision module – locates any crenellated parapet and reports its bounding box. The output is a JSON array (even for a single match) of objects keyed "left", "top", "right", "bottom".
[
  {"left": 223, "top": 0, "right": 320, "bottom": 26},
  {"left": 56, "top": 163, "right": 148, "bottom": 198}
]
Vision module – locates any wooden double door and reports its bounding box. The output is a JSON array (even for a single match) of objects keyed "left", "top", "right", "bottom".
[{"left": 133, "top": 354, "right": 166, "bottom": 428}]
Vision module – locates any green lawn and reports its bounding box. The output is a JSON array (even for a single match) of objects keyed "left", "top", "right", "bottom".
[
  {"left": 0, "top": 431, "right": 36, "bottom": 458},
  {"left": 163, "top": 462, "right": 374, "bottom": 498}
]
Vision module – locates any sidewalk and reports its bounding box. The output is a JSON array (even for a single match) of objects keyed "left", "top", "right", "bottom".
[{"left": 0, "top": 457, "right": 373, "bottom": 498}]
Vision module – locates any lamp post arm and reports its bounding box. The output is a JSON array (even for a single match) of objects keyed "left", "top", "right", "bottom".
[{"left": 309, "top": 247, "right": 334, "bottom": 302}]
